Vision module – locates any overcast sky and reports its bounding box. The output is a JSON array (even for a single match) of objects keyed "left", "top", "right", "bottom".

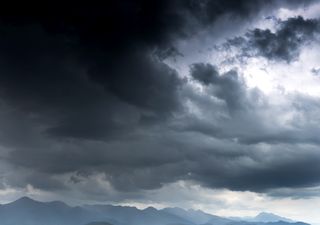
[{"left": 1, "top": 0, "right": 320, "bottom": 224}]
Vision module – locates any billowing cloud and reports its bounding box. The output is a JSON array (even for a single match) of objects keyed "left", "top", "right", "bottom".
[
  {"left": 0, "top": 1, "right": 320, "bottom": 217},
  {"left": 225, "top": 16, "right": 320, "bottom": 62}
]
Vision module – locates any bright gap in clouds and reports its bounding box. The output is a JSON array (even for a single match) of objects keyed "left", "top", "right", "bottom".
[{"left": 241, "top": 42, "right": 320, "bottom": 96}]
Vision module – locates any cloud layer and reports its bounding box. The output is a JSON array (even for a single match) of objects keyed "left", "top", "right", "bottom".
[{"left": 0, "top": 0, "right": 319, "bottom": 208}]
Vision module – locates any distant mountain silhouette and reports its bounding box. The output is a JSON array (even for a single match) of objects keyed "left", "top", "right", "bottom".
[
  {"left": 230, "top": 212, "right": 295, "bottom": 224},
  {"left": 163, "top": 207, "right": 231, "bottom": 225},
  {"left": 0, "top": 197, "right": 310, "bottom": 225},
  {"left": 0, "top": 197, "right": 99, "bottom": 225},
  {"left": 253, "top": 212, "right": 294, "bottom": 223},
  {"left": 84, "top": 204, "right": 192, "bottom": 225}
]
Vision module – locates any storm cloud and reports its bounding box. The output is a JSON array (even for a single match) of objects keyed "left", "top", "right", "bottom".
[{"left": 0, "top": 0, "right": 319, "bottom": 206}]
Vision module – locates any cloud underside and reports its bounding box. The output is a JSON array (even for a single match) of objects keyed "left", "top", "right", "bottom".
[{"left": 0, "top": 0, "right": 319, "bottom": 201}]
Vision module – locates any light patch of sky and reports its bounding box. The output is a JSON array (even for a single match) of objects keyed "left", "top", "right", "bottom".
[
  {"left": 240, "top": 42, "right": 320, "bottom": 96},
  {"left": 276, "top": 2, "right": 320, "bottom": 20}
]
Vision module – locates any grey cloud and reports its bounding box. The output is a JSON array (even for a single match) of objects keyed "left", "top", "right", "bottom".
[
  {"left": 190, "top": 63, "right": 220, "bottom": 85},
  {"left": 185, "top": 62, "right": 320, "bottom": 147},
  {"left": 0, "top": 0, "right": 320, "bottom": 203},
  {"left": 190, "top": 63, "right": 247, "bottom": 111},
  {"left": 311, "top": 67, "right": 320, "bottom": 76},
  {"left": 225, "top": 16, "right": 320, "bottom": 62},
  {"left": 0, "top": 25, "right": 183, "bottom": 140},
  {"left": 3, "top": 115, "right": 320, "bottom": 199},
  {"left": 268, "top": 186, "right": 320, "bottom": 199}
]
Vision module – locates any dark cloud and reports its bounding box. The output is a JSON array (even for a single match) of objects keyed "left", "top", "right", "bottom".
[
  {"left": 311, "top": 67, "right": 320, "bottom": 76},
  {"left": 0, "top": 0, "right": 319, "bottom": 203},
  {"left": 181, "top": 143, "right": 320, "bottom": 193},
  {"left": 190, "top": 63, "right": 247, "bottom": 111},
  {"left": 1, "top": 0, "right": 298, "bottom": 140},
  {"left": 186, "top": 63, "right": 320, "bottom": 146},
  {"left": 0, "top": 24, "right": 183, "bottom": 140},
  {"left": 225, "top": 16, "right": 320, "bottom": 62},
  {"left": 191, "top": 63, "right": 220, "bottom": 85}
]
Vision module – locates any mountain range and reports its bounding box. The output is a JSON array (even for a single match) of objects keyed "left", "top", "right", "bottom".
[{"left": 0, "top": 197, "right": 310, "bottom": 225}]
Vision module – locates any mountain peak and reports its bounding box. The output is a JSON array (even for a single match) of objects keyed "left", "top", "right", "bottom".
[
  {"left": 257, "top": 212, "right": 276, "bottom": 216},
  {"left": 257, "top": 212, "right": 277, "bottom": 217},
  {"left": 13, "top": 196, "right": 37, "bottom": 203},
  {"left": 144, "top": 206, "right": 158, "bottom": 212},
  {"left": 254, "top": 212, "right": 293, "bottom": 223},
  {"left": 6, "top": 196, "right": 43, "bottom": 208}
]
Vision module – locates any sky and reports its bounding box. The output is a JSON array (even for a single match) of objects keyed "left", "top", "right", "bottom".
[{"left": 0, "top": 0, "right": 320, "bottom": 224}]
